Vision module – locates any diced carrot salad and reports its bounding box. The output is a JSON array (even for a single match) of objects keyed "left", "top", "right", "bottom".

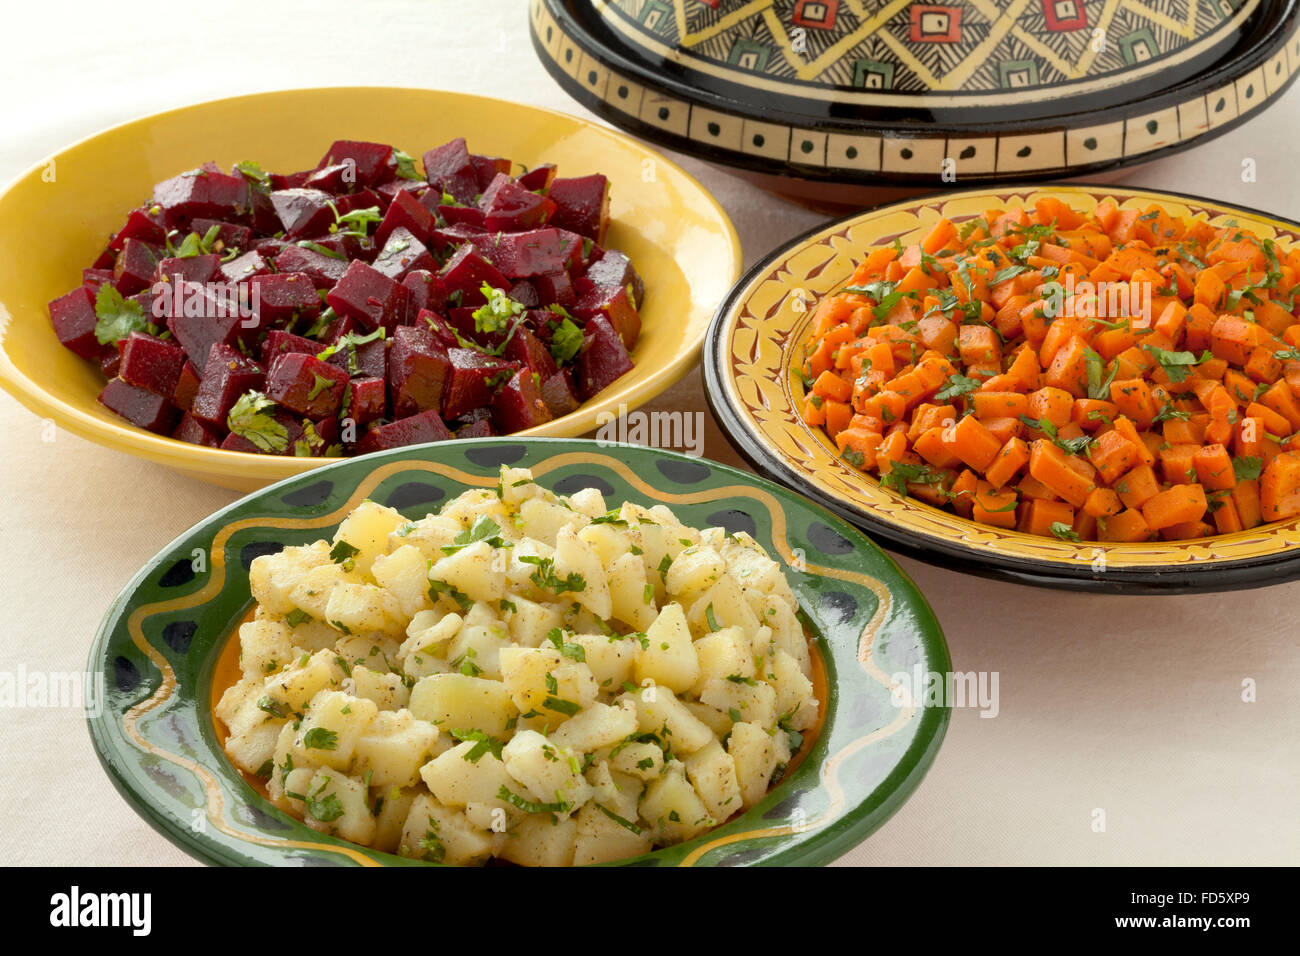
[{"left": 799, "top": 197, "right": 1300, "bottom": 542}]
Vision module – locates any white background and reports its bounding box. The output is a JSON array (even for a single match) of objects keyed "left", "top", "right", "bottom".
[{"left": 0, "top": 0, "right": 1297, "bottom": 866}]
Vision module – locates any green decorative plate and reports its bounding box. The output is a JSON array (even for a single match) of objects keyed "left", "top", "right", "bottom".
[
  {"left": 87, "top": 439, "right": 950, "bottom": 867},
  {"left": 531, "top": 0, "right": 1300, "bottom": 189}
]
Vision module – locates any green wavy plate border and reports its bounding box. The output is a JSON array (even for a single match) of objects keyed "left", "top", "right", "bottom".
[{"left": 87, "top": 438, "right": 950, "bottom": 867}]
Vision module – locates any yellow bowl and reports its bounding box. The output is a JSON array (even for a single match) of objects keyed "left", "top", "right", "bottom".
[{"left": 0, "top": 87, "right": 741, "bottom": 491}]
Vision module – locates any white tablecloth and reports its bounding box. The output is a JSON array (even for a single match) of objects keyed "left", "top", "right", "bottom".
[{"left": 1, "top": 0, "right": 1296, "bottom": 866}]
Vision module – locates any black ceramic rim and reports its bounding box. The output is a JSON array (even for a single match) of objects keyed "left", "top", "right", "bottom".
[
  {"left": 533, "top": 0, "right": 1300, "bottom": 188},
  {"left": 703, "top": 184, "right": 1300, "bottom": 594}
]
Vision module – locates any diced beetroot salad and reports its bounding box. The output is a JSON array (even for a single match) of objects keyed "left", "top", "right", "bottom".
[{"left": 48, "top": 138, "right": 643, "bottom": 455}]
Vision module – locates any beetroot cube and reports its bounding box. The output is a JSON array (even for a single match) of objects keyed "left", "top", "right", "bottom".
[
  {"left": 98, "top": 378, "right": 179, "bottom": 434},
  {"left": 437, "top": 203, "right": 487, "bottom": 229},
  {"left": 119, "top": 331, "right": 186, "bottom": 396},
  {"left": 426, "top": 220, "right": 488, "bottom": 252},
  {"left": 270, "top": 170, "right": 313, "bottom": 190},
  {"left": 389, "top": 325, "right": 451, "bottom": 418},
  {"left": 322, "top": 313, "right": 362, "bottom": 342},
  {"left": 501, "top": 324, "right": 557, "bottom": 379},
  {"left": 49, "top": 286, "right": 105, "bottom": 360},
  {"left": 345, "top": 376, "right": 387, "bottom": 425},
  {"left": 355, "top": 407, "right": 452, "bottom": 453},
  {"left": 165, "top": 297, "right": 247, "bottom": 368},
  {"left": 507, "top": 280, "right": 540, "bottom": 308},
  {"left": 492, "top": 369, "right": 553, "bottom": 433},
  {"left": 261, "top": 329, "right": 321, "bottom": 366},
  {"left": 172, "top": 412, "right": 222, "bottom": 447},
  {"left": 303, "top": 231, "right": 375, "bottom": 263},
  {"left": 174, "top": 360, "right": 201, "bottom": 412},
  {"left": 442, "top": 348, "right": 517, "bottom": 420},
  {"left": 189, "top": 218, "right": 253, "bottom": 256},
  {"left": 575, "top": 314, "right": 633, "bottom": 400},
  {"left": 440, "top": 246, "right": 508, "bottom": 307},
  {"left": 191, "top": 344, "right": 265, "bottom": 427},
  {"left": 548, "top": 175, "right": 611, "bottom": 244},
  {"left": 532, "top": 271, "right": 577, "bottom": 309},
  {"left": 113, "top": 239, "right": 163, "bottom": 296},
  {"left": 326, "top": 260, "right": 410, "bottom": 333},
  {"left": 516, "top": 164, "right": 557, "bottom": 193},
  {"left": 479, "top": 174, "right": 556, "bottom": 232},
  {"left": 414, "top": 309, "right": 460, "bottom": 351},
  {"left": 372, "top": 227, "right": 439, "bottom": 281},
  {"left": 325, "top": 333, "right": 386, "bottom": 380},
  {"left": 402, "top": 272, "right": 449, "bottom": 318},
  {"left": 316, "top": 140, "right": 397, "bottom": 187},
  {"left": 471, "top": 155, "right": 512, "bottom": 190},
  {"left": 272, "top": 244, "right": 349, "bottom": 289},
  {"left": 266, "top": 352, "right": 349, "bottom": 418},
  {"left": 540, "top": 368, "right": 582, "bottom": 418},
  {"left": 249, "top": 272, "right": 321, "bottom": 330},
  {"left": 220, "top": 431, "right": 262, "bottom": 453},
  {"left": 100, "top": 347, "right": 122, "bottom": 379},
  {"left": 422, "top": 138, "right": 479, "bottom": 206},
  {"left": 377, "top": 179, "right": 431, "bottom": 209},
  {"left": 155, "top": 253, "right": 221, "bottom": 285},
  {"left": 108, "top": 206, "right": 168, "bottom": 252},
  {"left": 375, "top": 188, "right": 436, "bottom": 248},
  {"left": 269, "top": 188, "right": 339, "bottom": 239},
  {"left": 218, "top": 248, "right": 272, "bottom": 285},
  {"left": 302, "top": 163, "right": 355, "bottom": 195},
  {"left": 481, "top": 228, "right": 579, "bottom": 279},
  {"left": 151, "top": 169, "right": 251, "bottom": 230},
  {"left": 456, "top": 418, "right": 496, "bottom": 439},
  {"left": 82, "top": 268, "right": 114, "bottom": 293},
  {"left": 579, "top": 249, "right": 645, "bottom": 307},
  {"left": 252, "top": 237, "right": 291, "bottom": 257},
  {"left": 574, "top": 283, "right": 640, "bottom": 350}
]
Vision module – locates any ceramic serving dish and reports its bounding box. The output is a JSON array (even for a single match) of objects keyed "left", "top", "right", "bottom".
[
  {"left": 704, "top": 184, "right": 1300, "bottom": 593},
  {"left": 531, "top": 0, "right": 1300, "bottom": 195},
  {"left": 0, "top": 87, "right": 742, "bottom": 492},
  {"left": 87, "top": 438, "right": 950, "bottom": 867}
]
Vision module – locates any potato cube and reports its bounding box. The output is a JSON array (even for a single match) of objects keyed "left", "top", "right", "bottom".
[
  {"left": 691, "top": 625, "right": 755, "bottom": 695},
  {"left": 249, "top": 541, "right": 330, "bottom": 615},
  {"left": 634, "top": 602, "right": 699, "bottom": 693},
  {"left": 550, "top": 701, "right": 638, "bottom": 752},
  {"left": 419, "top": 741, "right": 514, "bottom": 811},
  {"left": 348, "top": 665, "right": 410, "bottom": 710},
  {"left": 499, "top": 812, "right": 577, "bottom": 867},
  {"left": 333, "top": 499, "right": 406, "bottom": 577},
  {"left": 352, "top": 709, "right": 440, "bottom": 788},
  {"left": 699, "top": 676, "right": 777, "bottom": 730},
  {"left": 568, "top": 633, "right": 637, "bottom": 690},
  {"left": 303, "top": 769, "right": 375, "bottom": 845},
  {"left": 500, "top": 730, "right": 592, "bottom": 815},
  {"left": 372, "top": 787, "right": 416, "bottom": 853},
  {"left": 607, "top": 551, "right": 657, "bottom": 631},
  {"left": 237, "top": 619, "right": 295, "bottom": 680},
  {"left": 553, "top": 527, "right": 611, "bottom": 620},
  {"left": 399, "top": 793, "right": 494, "bottom": 866},
  {"left": 622, "top": 686, "right": 715, "bottom": 754},
  {"left": 727, "top": 721, "right": 781, "bottom": 808},
  {"left": 324, "top": 582, "right": 403, "bottom": 636},
  {"left": 262, "top": 649, "right": 346, "bottom": 713},
  {"left": 639, "top": 763, "right": 713, "bottom": 844},
  {"left": 573, "top": 802, "right": 652, "bottom": 865},
  {"left": 684, "top": 739, "right": 742, "bottom": 821},
  {"left": 408, "top": 673, "right": 516, "bottom": 737},
  {"left": 664, "top": 545, "right": 726, "bottom": 600},
  {"left": 429, "top": 539, "right": 506, "bottom": 605},
  {"left": 370, "top": 544, "right": 435, "bottom": 619},
  {"left": 293, "top": 690, "right": 378, "bottom": 770}
]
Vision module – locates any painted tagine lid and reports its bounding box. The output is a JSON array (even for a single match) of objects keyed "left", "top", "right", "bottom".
[{"left": 530, "top": 0, "right": 1300, "bottom": 187}]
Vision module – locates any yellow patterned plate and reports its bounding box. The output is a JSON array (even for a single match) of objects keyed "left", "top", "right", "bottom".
[
  {"left": 0, "top": 88, "right": 741, "bottom": 492},
  {"left": 88, "top": 439, "right": 949, "bottom": 866},
  {"left": 704, "top": 185, "right": 1300, "bottom": 592}
]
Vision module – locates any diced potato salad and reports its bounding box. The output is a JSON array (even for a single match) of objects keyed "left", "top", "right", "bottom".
[{"left": 218, "top": 467, "right": 818, "bottom": 866}]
